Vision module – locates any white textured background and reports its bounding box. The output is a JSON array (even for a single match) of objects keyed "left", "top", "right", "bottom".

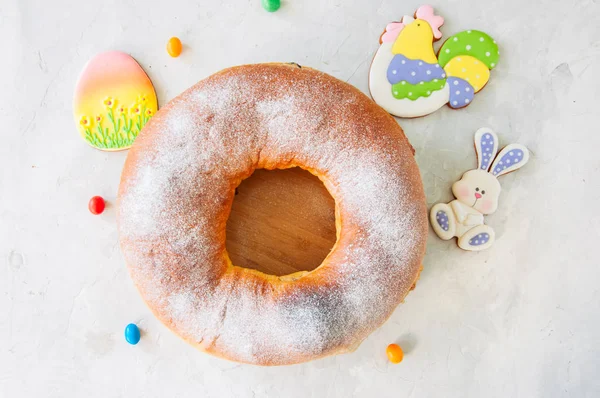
[{"left": 1, "top": 0, "right": 599, "bottom": 396}]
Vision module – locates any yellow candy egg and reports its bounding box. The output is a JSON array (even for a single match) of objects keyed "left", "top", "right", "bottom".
[
  {"left": 443, "top": 55, "right": 490, "bottom": 92},
  {"left": 167, "top": 37, "right": 183, "bottom": 57}
]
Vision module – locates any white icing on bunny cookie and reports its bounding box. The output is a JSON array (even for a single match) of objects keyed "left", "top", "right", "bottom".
[{"left": 430, "top": 128, "right": 530, "bottom": 251}]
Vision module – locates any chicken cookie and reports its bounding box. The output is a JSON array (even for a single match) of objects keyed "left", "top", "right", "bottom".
[{"left": 369, "top": 5, "right": 499, "bottom": 118}]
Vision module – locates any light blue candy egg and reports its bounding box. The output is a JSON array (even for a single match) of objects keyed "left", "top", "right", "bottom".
[{"left": 125, "top": 323, "right": 141, "bottom": 345}]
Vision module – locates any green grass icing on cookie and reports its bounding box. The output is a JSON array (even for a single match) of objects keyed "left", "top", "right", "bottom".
[
  {"left": 391, "top": 79, "right": 447, "bottom": 100},
  {"left": 79, "top": 97, "right": 153, "bottom": 150}
]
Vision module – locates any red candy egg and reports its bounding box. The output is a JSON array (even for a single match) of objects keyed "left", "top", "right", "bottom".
[{"left": 89, "top": 196, "right": 106, "bottom": 215}]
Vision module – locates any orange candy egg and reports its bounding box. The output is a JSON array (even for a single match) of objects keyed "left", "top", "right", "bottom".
[
  {"left": 167, "top": 37, "right": 182, "bottom": 57},
  {"left": 386, "top": 344, "right": 404, "bottom": 364}
]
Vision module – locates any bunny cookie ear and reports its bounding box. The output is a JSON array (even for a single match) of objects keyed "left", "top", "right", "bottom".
[
  {"left": 489, "top": 144, "right": 530, "bottom": 177},
  {"left": 474, "top": 128, "right": 499, "bottom": 172}
]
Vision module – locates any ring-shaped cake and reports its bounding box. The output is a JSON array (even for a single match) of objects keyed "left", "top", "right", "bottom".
[{"left": 118, "top": 64, "right": 427, "bottom": 365}]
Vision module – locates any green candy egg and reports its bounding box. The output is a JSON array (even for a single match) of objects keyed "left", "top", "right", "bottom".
[
  {"left": 262, "top": 0, "right": 280, "bottom": 12},
  {"left": 438, "top": 30, "right": 499, "bottom": 70}
]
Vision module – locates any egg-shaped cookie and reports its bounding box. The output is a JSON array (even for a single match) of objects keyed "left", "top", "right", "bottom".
[{"left": 73, "top": 51, "right": 158, "bottom": 151}]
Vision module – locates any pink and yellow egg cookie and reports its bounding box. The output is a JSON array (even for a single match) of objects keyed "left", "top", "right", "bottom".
[{"left": 73, "top": 51, "right": 158, "bottom": 151}]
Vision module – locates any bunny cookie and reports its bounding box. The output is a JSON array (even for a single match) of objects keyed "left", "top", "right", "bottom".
[{"left": 430, "top": 128, "right": 529, "bottom": 251}]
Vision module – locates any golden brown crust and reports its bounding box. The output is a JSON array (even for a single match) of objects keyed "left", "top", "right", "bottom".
[{"left": 117, "top": 63, "right": 428, "bottom": 365}]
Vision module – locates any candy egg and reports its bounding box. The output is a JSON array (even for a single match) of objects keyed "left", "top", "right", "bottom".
[
  {"left": 88, "top": 196, "right": 105, "bottom": 215},
  {"left": 167, "top": 37, "right": 183, "bottom": 57},
  {"left": 73, "top": 51, "right": 158, "bottom": 151},
  {"left": 262, "top": 0, "right": 281, "bottom": 12},
  {"left": 386, "top": 343, "right": 404, "bottom": 364},
  {"left": 124, "top": 323, "right": 141, "bottom": 345}
]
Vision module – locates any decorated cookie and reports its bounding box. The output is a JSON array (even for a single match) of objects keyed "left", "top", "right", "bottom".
[
  {"left": 430, "top": 128, "right": 529, "bottom": 251},
  {"left": 73, "top": 51, "right": 158, "bottom": 151},
  {"left": 368, "top": 5, "right": 499, "bottom": 118}
]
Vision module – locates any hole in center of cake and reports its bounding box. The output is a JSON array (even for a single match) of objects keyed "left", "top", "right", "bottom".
[{"left": 226, "top": 168, "right": 337, "bottom": 277}]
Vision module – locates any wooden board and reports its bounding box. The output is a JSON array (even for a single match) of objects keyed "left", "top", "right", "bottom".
[{"left": 226, "top": 168, "right": 337, "bottom": 277}]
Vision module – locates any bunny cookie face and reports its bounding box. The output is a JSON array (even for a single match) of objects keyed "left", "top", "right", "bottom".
[{"left": 452, "top": 170, "right": 501, "bottom": 215}]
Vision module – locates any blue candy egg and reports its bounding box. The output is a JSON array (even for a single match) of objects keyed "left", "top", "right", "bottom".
[{"left": 124, "top": 323, "right": 141, "bottom": 345}]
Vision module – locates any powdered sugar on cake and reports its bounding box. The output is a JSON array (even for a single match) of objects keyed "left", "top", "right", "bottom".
[{"left": 117, "top": 64, "right": 427, "bottom": 365}]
